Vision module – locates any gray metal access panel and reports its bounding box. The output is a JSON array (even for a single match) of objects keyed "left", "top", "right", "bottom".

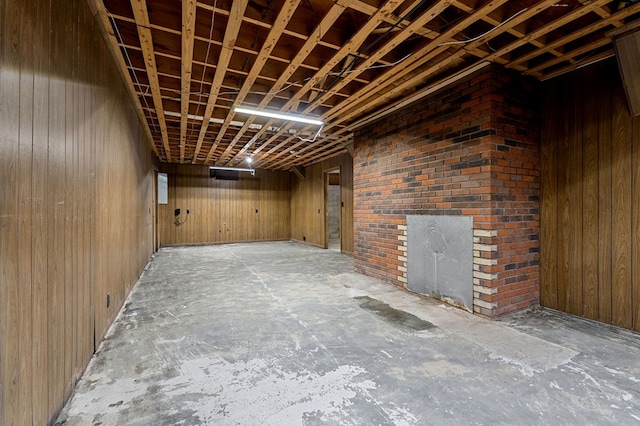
[{"left": 407, "top": 215, "right": 473, "bottom": 311}]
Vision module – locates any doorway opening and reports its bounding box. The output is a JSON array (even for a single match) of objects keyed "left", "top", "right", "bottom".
[{"left": 325, "top": 168, "right": 341, "bottom": 251}]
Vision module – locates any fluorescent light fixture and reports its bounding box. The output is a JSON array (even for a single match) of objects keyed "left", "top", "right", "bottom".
[
  {"left": 209, "top": 166, "right": 255, "bottom": 176},
  {"left": 165, "top": 110, "right": 334, "bottom": 138},
  {"left": 233, "top": 105, "right": 323, "bottom": 126}
]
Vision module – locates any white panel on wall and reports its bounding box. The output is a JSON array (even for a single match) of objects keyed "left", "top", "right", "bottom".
[{"left": 158, "top": 173, "right": 168, "bottom": 204}]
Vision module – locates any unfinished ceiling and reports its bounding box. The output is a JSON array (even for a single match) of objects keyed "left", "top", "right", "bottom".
[{"left": 88, "top": 0, "right": 640, "bottom": 170}]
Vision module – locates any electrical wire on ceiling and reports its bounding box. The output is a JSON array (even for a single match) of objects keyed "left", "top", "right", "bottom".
[
  {"left": 438, "top": 8, "right": 529, "bottom": 46},
  {"left": 178, "top": 0, "right": 426, "bottom": 141},
  {"left": 215, "top": 76, "right": 313, "bottom": 99},
  {"left": 110, "top": 13, "right": 175, "bottom": 160},
  {"left": 288, "top": 2, "right": 531, "bottom": 145},
  {"left": 182, "top": 1, "right": 533, "bottom": 156},
  {"left": 189, "top": 0, "right": 218, "bottom": 141},
  {"left": 182, "top": 1, "right": 540, "bottom": 154},
  {"left": 310, "top": 0, "right": 435, "bottom": 105},
  {"left": 327, "top": 53, "right": 412, "bottom": 76},
  {"left": 573, "top": 44, "right": 614, "bottom": 68},
  {"left": 273, "top": 9, "right": 426, "bottom": 137},
  {"left": 361, "top": 0, "right": 432, "bottom": 56},
  {"left": 295, "top": 124, "right": 324, "bottom": 143},
  {"left": 429, "top": 0, "right": 590, "bottom": 52},
  {"left": 108, "top": 13, "right": 160, "bottom": 138}
]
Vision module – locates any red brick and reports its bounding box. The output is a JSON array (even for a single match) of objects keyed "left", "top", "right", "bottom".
[{"left": 353, "top": 65, "right": 540, "bottom": 317}]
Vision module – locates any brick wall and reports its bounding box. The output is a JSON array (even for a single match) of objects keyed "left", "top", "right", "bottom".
[{"left": 353, "top": 65, "right": 541, "bottom": 317}]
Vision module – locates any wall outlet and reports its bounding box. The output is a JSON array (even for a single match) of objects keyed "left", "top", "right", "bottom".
[{"left": 303, "top": 236, "right": 306, "bottom": 241}]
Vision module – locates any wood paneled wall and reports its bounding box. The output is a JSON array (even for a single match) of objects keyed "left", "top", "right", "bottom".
[
  {"left": 158, "top": 165, "right": 291, "bottom": 245},
  {"left": 0, "top": 0, "right": 155, "bottom": 423},
  {"left": 291, "top": 153, "right": 354, "bottom": 253},
  {"left": 541, "top": 59, "right": 640, "bottom": 331}
]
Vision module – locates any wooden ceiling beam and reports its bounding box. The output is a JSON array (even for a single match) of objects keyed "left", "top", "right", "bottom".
[
  {"left": 124, "top": 53, "right": 360, "bottom": 99},
  {"left": 323, "top": 0, "right": 572, "bottom": 127},
  {"left": 257, "top": 125, "right": 351, "bottom": 169},
  {"left": 324, "top": 0, "right": 610, "bottom": 144},
  {"left": 309, "top": 0, "right": 509, "bottom": 133},
  {"left": 282, "top": 0, "right": 404, "bottom": 109},
  {"left": 301, "top": 144, "right": 350, "bottom": 167},
  {"left": 270, "top": 60, "right": 476, "bottom": 161},
  {"left": 86, "top": 0, "right": 160, "bottom": 157},
  {"left": 300, "top": 140, "right": 352, "bottom": 166},
  {"left": 254, "top": 136, "right": 308, "bottom": 167},
  {"left": 107, "top": 12, "right": 181, "bottom": 36},
  {"left": 180, "top": 0, "right": 197, "bottom": 162},
  {"left": 240, "top": 0, "right": 404, "bottom": 164},
  {"left": 108, "top": 12, "right": 295, "bottom": 66},
  {"left": 540, "top": 48, "right": 615, "bottom": 81},
  {"left": 346, "top": 0, "right": 378, "bottom": 16},
  {"left": 369, "top": 1, "right": 493, "bottom": 62},
  {"left": 109, "top": 13, "right": 377, "bottom": 92},
  {"left": 223, "top": 0, "right": 396, "bottom": 163},
  {"left": 191, "top": 0, "right": 249, "bottom": 163},
  {"left": 225, "top": 2, "right": 347, "bottom": 167},
  {"left": 348, "top": 0, "right": 435, "bottom": 39},
  {"left": 450, "top": 0, "right": 562, "bottom": 58},
  {"left": 291, "top": 166, "right": 305, "bottom": 179},
  {"left": 342, "top": 0, "right": 494, "bottom": 65},
  {"left": 349, "top": 0, "right": 496, "bottom": 68},
  {"left": 298, "top": 0, "right": 452, "bottom": 118},
  {"left": 131, "top": 0, "right": 172, "bottom": 161},
  {"left": 114, "top": 31, "right": 328, "bottom": 72},
  {"left": 255, "top": 121, "right": 350, "bottom": 169},
  {"left": 204, "top": 0, "right": 303, "bottom": 164},
  {"left": 256, "top": 0, "right": 457, "bottom": 167},
  {"left": 526, "top": 37, "right": 612, "bottom": 78},
  {"left": 478, "top": 0, "right": 610, "bottom": 64},
  {"left": 196, "top": 1, "right": 349, "bottom": 52},
  {"left": 268, "top": 134, "right": 352, "bottom": 170},
  {"left": 593, "top": 5, "right": 624, "bottom": 28},
  {"left": 96, "top": 0, "right": 631, "bottom": 170},
  {"left": 509, "top": 2, "right": 640, "bottom": 70}
]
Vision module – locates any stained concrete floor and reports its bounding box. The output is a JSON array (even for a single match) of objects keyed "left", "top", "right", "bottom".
[{"left": 56, "top": 242, "right": 640, "bottom": 425}]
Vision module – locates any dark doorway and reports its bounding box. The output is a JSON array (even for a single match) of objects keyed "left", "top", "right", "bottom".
[{"left": 325, "top": 168, "right": 341, "bottom": 251}]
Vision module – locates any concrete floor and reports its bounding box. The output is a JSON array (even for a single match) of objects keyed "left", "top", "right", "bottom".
[{"left": 56, "top": 242, "right": 640, "bottom": 425}]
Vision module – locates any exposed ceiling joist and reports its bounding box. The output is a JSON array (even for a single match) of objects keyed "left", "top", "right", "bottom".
[
  {"left": 87, "top": 0, "right": 160, "bottom": 158},
  {"left": 224, "top": 2, "right": 347, "bottom": 166},
  {"left": 205, "top": 0, "right": 303, "bottom": 164},
  {"left": 94, "top": 0, "right": 640, "bottom": 170},
  {"left": 180, "top": 0, "right": 197, "bottom": 162},
  {"left": 131, "top": 0, "right": 172, "bottom": 161},
  {"left": 191, "top": 0, "right": 249, "bottom": 163}
]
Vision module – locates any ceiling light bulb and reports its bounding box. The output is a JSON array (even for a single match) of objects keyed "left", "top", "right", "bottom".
[
  {"left": 233, "top": 105, "right": 323, "bottom": 126},
  {"left": 247, "top": 157, "right": 253, "bottom": 164}
]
